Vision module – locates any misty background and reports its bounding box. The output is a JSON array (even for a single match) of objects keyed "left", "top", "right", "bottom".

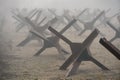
[
  {"left": 0, "top": 0, "right": 120, "bottom": 37},
  {"left": 0, "top": 0, "right": 120, "bottom": 15},
  {"left": 0, "top": 0, "right": 119, "bottom": 79},
  {"left": 0, "top": 0, "right": 119, "bottom": 38}
]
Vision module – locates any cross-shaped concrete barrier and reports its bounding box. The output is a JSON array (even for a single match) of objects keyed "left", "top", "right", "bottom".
[
  {"left": 78, "top": 11, "right": 104, "bottom": 36},
  {"left": 49, "top": 27, "right": 109, "bottom": 77},
  {"left": 31, "top": 19, "right": 77, "bottom": 57},
  {"left": 63, "top": 9, "right": 88, "bottom": 32},
  {"left": 17, "top": 16, "right": 57, "bottom": 47}
]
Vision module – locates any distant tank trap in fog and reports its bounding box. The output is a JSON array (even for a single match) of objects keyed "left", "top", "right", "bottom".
[{"left": 0, "top": 0, "right": 120, "bottom": 80}]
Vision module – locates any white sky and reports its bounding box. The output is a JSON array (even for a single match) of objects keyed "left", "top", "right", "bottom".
[
  {"left": 0, "top": 0, "right": 120, "bottom": 15},
  {"left": 18, "top": 0, "right": 120, "bottom": 10}
]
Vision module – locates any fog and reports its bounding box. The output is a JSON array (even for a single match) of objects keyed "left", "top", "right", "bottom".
[
  {"left": 0, "top": 0, "right": 120, "bottom": 79},
  {"left": 0, "top": 0, "right": 120, "bottom": 16},
  {"left": 13, "top": 0, "right": 120, "bottom": 10},
  {"left": 0, "top": 0, "right": 119, "bottom": 34}
]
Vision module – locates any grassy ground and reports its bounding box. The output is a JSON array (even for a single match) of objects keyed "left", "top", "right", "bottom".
[{"left": 0, "top": 26, "right": 119, "bottom": 80}]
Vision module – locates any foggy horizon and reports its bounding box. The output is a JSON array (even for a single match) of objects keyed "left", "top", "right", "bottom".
[{"left": 0, "top": 0, "right": 120, "bottom": 15}]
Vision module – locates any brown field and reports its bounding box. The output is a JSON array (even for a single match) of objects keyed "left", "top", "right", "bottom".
[{"left": 0, "top": 20, "right": 120, "bottom": 80}]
